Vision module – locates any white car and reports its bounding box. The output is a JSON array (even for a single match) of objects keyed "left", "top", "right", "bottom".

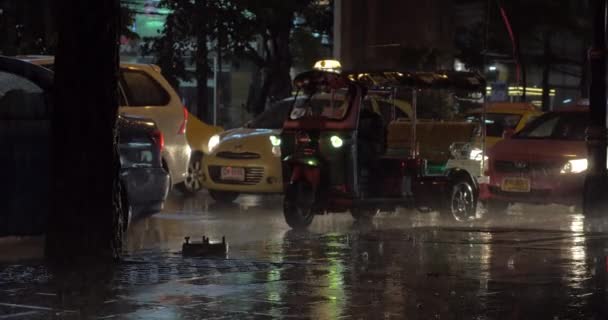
[{"left": 18, "top": 55, "right": 191, "bottom": 189}]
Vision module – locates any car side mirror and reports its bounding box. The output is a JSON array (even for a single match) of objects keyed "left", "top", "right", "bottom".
[{"left": 502, "top": 128, "right": 515, "bottom": 139}]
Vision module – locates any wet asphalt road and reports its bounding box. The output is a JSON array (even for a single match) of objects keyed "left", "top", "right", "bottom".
[{"left": 2, "top": 191, "right": 608, "bottom": 319}]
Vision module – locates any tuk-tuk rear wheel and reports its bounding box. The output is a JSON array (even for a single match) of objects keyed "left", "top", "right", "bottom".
[{"left": 283, "top": 181, "right": 316, "bottom": 229}]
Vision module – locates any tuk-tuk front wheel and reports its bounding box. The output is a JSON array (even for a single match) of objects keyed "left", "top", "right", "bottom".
[
  {"left": 442, "top": 179, "right": 477, "bottom": 222},
  {"left": 283, "top": 181, "right": 316, "bottom": 229}
]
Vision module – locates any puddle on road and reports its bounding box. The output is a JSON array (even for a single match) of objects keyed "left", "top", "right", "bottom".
[{"left": 3, "top": 194, "right": 608, "bottom": 318}]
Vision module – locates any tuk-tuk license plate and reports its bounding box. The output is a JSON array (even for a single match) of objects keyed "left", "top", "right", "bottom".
[
  {"left": 501, "top": 177, "right": 530, "bottom": 193},
  {"left": 221, "top": 167, "right": 245, "bottom": 181}
]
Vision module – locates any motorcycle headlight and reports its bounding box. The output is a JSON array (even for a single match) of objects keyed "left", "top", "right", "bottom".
[
  {"left": 330, "top": 135, "right": 344, "bottom": 148},
  {"left": 560, "top": 159, "right": 588, "bottom": 174},
  {"left": 208, "top": 135, "right": 220, "bottom": 153}
]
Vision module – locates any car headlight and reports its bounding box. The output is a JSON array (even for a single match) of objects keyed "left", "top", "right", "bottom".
[
  {"left": 330, "top": 135, "right": 344, "bottom": 148},
  {"left": 560, "top": 159, "right": 587, "bottom": 174},
  {"left": 469, "top": 148, "right": 483, "bottom": 161},
  {"left": 269, "top": 135, "right": 282, "bottom": 146},
  {"left": 208, "top": 135, "right": 220, "bottom": 153},
  {"left": 272, "top": 146, "right": 281, "bottom": 157}
]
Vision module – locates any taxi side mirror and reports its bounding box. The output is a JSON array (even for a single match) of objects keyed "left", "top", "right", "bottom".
[{"left": 502, "top": 128, "right": 515, "bottom": 139}]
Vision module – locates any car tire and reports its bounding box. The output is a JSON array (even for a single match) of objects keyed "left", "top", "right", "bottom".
[
  {"left": 350, "top": 208, "right": 379, "bottom": 221},
  {"left": 441, "top": 178, "right": 477, "bottom": 222},
  {"left": 484, "top": 199, "right": 509, "bottom": 216},
  {"left": 177, "top": 152, "right": 204, "bottom": 196},
  {"left": 209, "top": 190, "right": 239, "bottom": 203}
]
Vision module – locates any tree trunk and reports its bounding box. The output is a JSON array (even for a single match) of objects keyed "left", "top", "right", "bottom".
[
  {"left": 46, "top": 0, "right": 123, "bottom": 262},
  {"left": 515, "top": 33, "right": 527, "bottom": 102},
  {"left": 268, "top": 18, "right": 294, "bottom": 103},
  {"left": 250, "top": 16, "right": 294, "bottom": 115},
  {"left": 216, "top": 20, "right": 223, "bottom": 125},
  {"left": 541, "top": 32, "right": 552, "bottom": 112},
  {"left": 580, "top": 40, "right": 590, "bottom": 99},
  {"left": 195, "top": 0, "right": 210, "bottom": 123},
  {"left": 1, "top": 0, "right": 18, "bottom": 55}
]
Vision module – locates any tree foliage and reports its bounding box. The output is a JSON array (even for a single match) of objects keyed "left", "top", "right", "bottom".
[{"left": 146, "top": 0, "right": 332, "bottom": 117}]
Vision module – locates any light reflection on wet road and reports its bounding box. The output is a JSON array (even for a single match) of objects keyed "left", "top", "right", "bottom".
[{"left": 2, "top": 191, "right": 608, "bottom": 319}]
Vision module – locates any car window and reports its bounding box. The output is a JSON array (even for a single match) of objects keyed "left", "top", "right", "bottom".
[
  {"left": 515, "top": 112, "right": 588, "bottom": 140},
  {"left": 465, "top": 113, "right": 522, "bottom": 137},
  {"left": 249, "top": 100, "right": 293, "bottom": 129},
  {"left": 121, "top": 69, "right": 170, "bottom": 106},
  {"left": 0, "top": 71, "right": 46, "bottom": 119}
]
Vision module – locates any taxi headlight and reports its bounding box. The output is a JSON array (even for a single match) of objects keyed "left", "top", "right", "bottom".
[
  {"left": 560, "top": 159, "right": 588, "bottom": 174},
  {"left": 208, "top": 135, "right": 220, "bottom": 153},
  {"left": 272, "top": 146, "right": 281, "bottom": 157},
  {"left": 269, "top": 135, "right": 282, "bottom": 146},
  {"left": 330, "top": 135, "right": 344, "bottom": 148}
]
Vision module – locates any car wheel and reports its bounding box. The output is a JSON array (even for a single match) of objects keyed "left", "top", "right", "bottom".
[
  {"left": 350, "top": 208, "right": 379, "bottom": 221},
  {"left": 442, "top": 178, "right": 477, "bottom": 222},
  {"left": 283, "top": 181, "right": 316, "bottom": 229},
  {"left": 209, "top": 190, "right": 239, "bottom": 203},
  {"left": 177, "top": 152, "right": 204, "bottom": 196}
]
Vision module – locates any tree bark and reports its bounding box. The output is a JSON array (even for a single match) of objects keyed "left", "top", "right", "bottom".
[
  {"left": 580, "top": 39, "right": 590, "bottom": 99},
  {"left": 195, "top": 0, "right": 210, "bottom": 123},
  {"left": 250, "top": 16, "right": 294, "bottom": 115},
  {"left": 46, "top": 0, "right": 123, "bottom": 262}
]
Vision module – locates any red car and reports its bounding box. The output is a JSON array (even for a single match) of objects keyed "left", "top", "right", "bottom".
[{"left": 482, "top": 105, "right": 589, "bottom": 211}]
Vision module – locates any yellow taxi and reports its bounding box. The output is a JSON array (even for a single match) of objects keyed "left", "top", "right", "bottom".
[
  {"left": 464, "top": 102, "right": 543, "bottom": 157},
  {"left": 201, "top": 95, "right": 413, "bottom": 203}
]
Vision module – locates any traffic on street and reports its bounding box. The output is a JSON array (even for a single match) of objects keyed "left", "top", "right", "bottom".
[{"left": 2, "top": 0, "right": 608, "bottom": 319}]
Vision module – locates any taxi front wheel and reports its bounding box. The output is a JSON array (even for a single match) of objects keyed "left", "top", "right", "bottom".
[{"left": 209, "top": 190, "right": 239, "bottom": 203}]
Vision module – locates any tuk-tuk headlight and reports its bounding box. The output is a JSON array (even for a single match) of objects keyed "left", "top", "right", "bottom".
[
  {"left": 330, "top": 135, "right": 344, "bottom": 148},
  {"left": 269, "top": 135, "right": 282, "bottom": 146},
  {"left": 560, "top": 159, "right": 587, "bottom": 174},
  {"left": 469, "top": 148, "right": 483, "bottom": 161},
  {"left": 208, "top": 135, "right": 220, "bottom": 153}
]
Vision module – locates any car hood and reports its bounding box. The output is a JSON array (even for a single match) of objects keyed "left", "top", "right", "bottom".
[
  {"left": 213, "top": 128, "right": 280, "bottom": 155},
  {"left": 489, "top": 138, "right": 587, "bottom": 161}
]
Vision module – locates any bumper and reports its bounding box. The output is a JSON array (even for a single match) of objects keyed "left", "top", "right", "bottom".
[
  {"left": 201, "top": 155, "right": 283, "bottom": 193},
  {"left": 121, "top": 167, "right": 170, "bottom": 215},
  {"left": 484, "top": 172, "right": 584, "bottom": 206}
]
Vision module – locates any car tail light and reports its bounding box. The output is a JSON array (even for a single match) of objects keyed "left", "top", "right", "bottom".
[
  {"left": 151, "top": 130, "right": 164, "bottom": 152},
  {"left": 178, "top": 107, "right": 188, "bottom": 135}
]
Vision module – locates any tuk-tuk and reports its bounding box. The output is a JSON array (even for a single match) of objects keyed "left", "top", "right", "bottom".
[{"left": 279, "top": 70, "right": 487, "bottom": 228}]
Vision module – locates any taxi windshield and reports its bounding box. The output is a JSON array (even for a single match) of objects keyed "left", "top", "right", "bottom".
[
  {"left": 289, "top": 92, "right": 351, "bottom": 120},
  {"left": 514, "top": 112, "right": 588, "bottom": 140}
]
